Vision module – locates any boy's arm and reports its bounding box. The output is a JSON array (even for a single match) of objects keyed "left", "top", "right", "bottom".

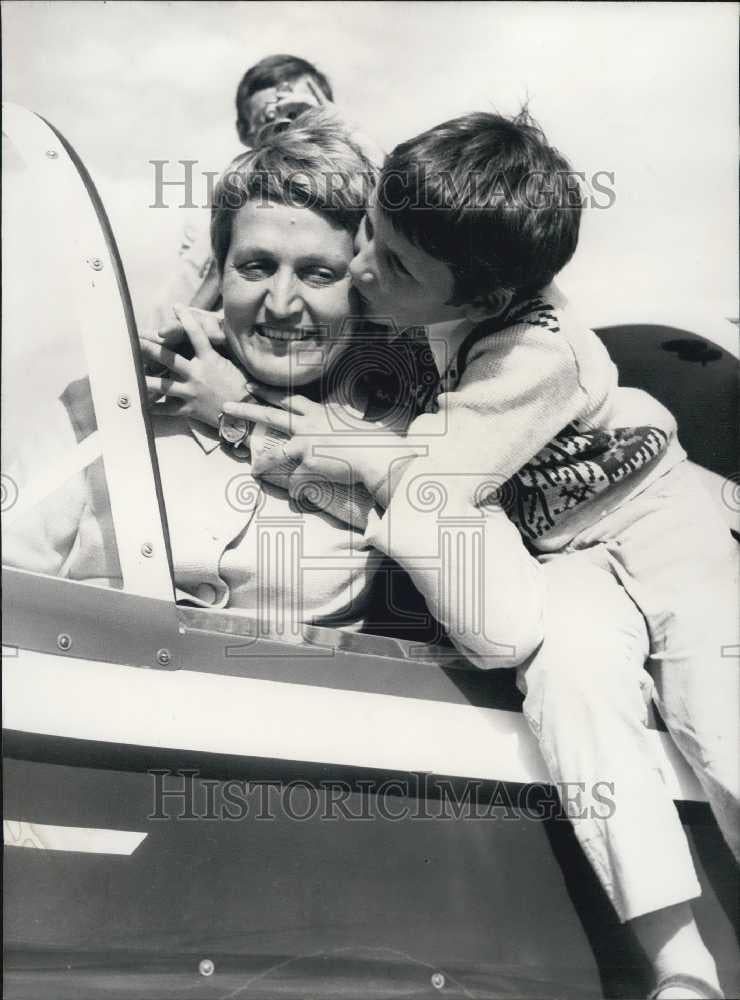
[
  {"left": 357, "top": 326, "right": 587, "bottom": 667},
  {"left": 223, "top": 323, "right": 586, "bottom": 532},
  {"left": 363, "top": 485, "right": 546, "bottom": 669},
  {"left": 360, "top": 324, "right": 589, "bottom": 509},
  {"left": 248, "top": 423, "right": 380, "bottom": 531},
  {"left": 247, "top": 409, "right": 427, "bottom": 532}
]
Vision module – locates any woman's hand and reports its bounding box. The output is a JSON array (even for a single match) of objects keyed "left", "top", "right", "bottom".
[
  {"left": 140, "top": 304, "right": 227, "bottom": 354},
  {"left": 140, "top": 306, "right": 248, "bottom": 429},
  {"left": 221, "top": 386, "right": 396, "bottom": 489}
]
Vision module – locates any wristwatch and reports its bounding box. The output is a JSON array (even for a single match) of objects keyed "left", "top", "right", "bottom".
[
  {"left": 217, "top": 411, "right": 250, "bottom": 448},
  {"left": 218, "top": 394, "right": 253, "bottom": 450}
]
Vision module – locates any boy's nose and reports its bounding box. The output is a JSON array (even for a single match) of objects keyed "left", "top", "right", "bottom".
[
  {"left": 353, "top": 228, "right": 363, "bottom": 257},
  {"left": 349, "top": 252, "right": 376, "bottom": 288}
]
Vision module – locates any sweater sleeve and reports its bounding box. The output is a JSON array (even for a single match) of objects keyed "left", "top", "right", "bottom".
[
  {"left": 401, "top": 323, "right": 589, "bottom": 487},
  {"left": 250, "top": 423, "right": 378, "bottom": 531},
  {"left": 363, "top": 498, "right": 545, "bottom": 670},
  {"left": 361, "top": 323, "right": 589, "bottom": 669}
]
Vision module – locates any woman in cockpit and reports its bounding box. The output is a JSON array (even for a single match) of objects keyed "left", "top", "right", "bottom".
[
  {"left": 142, "top": 110, "right": 395, "bottom": 633},
  {"left": 4, "top": 111, "right": 415, "bottom": 638}
]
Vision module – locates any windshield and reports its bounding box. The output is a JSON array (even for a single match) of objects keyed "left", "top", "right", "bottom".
[{"left": 2, "top": 104, "right": 173, "bottom": 600}]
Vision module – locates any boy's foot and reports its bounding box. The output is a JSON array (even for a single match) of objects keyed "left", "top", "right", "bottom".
[{"left": 648, "top": 973, "right": 725, "bottom": 999}]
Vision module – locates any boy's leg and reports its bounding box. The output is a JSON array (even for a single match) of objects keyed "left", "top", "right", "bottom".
[
  {"left": 517, "top": 546, "right": 701, "bottom": 922},
  {"left": 518, "top": 547, "right": 724, "bottom": 994},
  {"left": 609, "top": 464, "right": 740, "bottom": 863},
  {"left": 649, "top": 570, "right": 739, "bottom": 864}
]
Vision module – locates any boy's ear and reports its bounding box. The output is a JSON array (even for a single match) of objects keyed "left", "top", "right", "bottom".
[
  {"left": 462, "top": 288, "right": 514, "bottom": 323},
  {"left": 236, "top": 119, "right": 252, "bottom": 146}
]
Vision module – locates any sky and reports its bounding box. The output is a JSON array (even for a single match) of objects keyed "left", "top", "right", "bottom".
[{"left": 2, "top": 1, "right": 738, "bottom": 351}]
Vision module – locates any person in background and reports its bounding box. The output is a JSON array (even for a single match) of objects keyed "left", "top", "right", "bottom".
[{"left": 150, "top": 54, "right": 335, "bottom": 325}]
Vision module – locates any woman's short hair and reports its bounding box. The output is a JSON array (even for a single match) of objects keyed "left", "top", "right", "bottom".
[{"left": 211, "top": 108, "right": 377, "bottom": 274}]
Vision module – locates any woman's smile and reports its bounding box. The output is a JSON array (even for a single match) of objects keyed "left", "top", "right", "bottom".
[
  {"left": 252, "top": 323, "right": 324, "bottom": 342},
  {"left": 221, "top": 200, "right": 356, "bottom": 387}
]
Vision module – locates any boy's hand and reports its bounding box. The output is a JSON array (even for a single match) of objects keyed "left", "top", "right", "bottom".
[
  {"left": 221, "top": 387, "right": 397, "bottom": 490},
  {"left": 141, "top": 306, "right": 247, "bottom": 429}
]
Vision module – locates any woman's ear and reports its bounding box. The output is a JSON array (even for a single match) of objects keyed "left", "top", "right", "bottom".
[{"left": 463, "top": 288, "right": 514, "bottom": 323}]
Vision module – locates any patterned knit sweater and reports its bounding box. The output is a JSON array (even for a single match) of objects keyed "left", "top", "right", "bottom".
[{"left": 373, "top": 283, "right": 685, "bottom": 553}]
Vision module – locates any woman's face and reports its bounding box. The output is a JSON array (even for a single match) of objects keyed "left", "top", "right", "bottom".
[{"left": 222, "top": 199, "right": 357, "bottom": 387}]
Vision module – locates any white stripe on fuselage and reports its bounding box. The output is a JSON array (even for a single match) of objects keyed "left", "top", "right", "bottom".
[
  {"left": 2, "top": 648, "right": 705, "bottom": 802},
  {"left": 3, "top": 820, "right": 146, "bottom": 855}
]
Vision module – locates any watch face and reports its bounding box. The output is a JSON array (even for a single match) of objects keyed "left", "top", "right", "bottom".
[{"left": 219, "top": 413, "right": 249, "bottom": 445}]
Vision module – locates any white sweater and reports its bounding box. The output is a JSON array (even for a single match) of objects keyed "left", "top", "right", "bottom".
[
  {"left": 372, "top": 283, "right": 684, "bottom": 551},
  {"left": 362, "top": 284, "right": 686, "bottom": 668}
]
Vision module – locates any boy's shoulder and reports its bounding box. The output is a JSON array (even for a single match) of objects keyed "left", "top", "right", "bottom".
[
  {"left": 456, "top": 282, "right": 585, "bottom": 375},
  {"left": 502, "top": 282, "right": 568, "bottom": 334}
]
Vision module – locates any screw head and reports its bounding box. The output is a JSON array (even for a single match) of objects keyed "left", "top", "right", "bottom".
[
  {"left": 46, "top": 149, "right": 59, "bottom": 159},
  {"left": 198, "top": 958, "right": 215, "bottom": 977},
  {"left": 156, "top": 648, "right": 171, "bottom": 667},
  {"left": 57, "top": 633, "right": 72, "bottom": 652},
  {"left": 117, "top": 394, "right": 131, "bottom": 409},
  {"left": 431, "top": 972, "right": 445, "bottom": 990},
  {"left": 141, "top": 543, "right": 154, "bottom": 558},
  {"left": 90, "top": 258, "right": 104, "bottom": 271}
]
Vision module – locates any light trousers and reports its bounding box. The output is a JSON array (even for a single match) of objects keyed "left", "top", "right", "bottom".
[
  {"left": 517, "top": 461, "right": 739, "bottom": 921},
  {"left": 369, "top": 459, "right": 738, "bottom": 920}
]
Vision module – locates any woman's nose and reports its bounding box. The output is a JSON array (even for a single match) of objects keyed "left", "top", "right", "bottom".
[{"left": 265, "top": 271, "right": 302, "bottom": 319}]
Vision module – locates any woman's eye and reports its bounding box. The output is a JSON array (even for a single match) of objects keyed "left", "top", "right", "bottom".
[
  {"left": 301, "top": 267, "right": 337, "bottom": 286},
  {"left": 237, "top": 261, "right": 274, "bottom": 279}
]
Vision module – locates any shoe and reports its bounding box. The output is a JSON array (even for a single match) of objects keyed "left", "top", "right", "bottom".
[{"left": 648, "top": 973, "right": 725, "bottom": 999}]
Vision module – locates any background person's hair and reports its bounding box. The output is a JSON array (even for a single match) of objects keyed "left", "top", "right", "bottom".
[
  {"left": 378, "top": 109, "right": 582, "bottom": 306},
  {"left": 212, "top": 107, "right": 376, "bottom": 275},
  {"left": 236, "top": 53, "right": 333, "bottom": 141}
]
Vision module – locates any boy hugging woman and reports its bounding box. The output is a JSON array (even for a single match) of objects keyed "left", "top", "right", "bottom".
[{"left": 152, "top": 107, "right": 737, "bottom": 1000}]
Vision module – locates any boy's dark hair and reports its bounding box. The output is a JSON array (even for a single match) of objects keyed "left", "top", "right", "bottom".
[
  {"left": 378, "top": 110, "right": 582, "bottom": 306},
  {"left": 236, "top": 54, "right": 333, "bottom": 140}
]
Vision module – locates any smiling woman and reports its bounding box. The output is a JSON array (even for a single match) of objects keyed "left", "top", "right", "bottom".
[
  {"left": 144, "top": 111, "right": 403, "bottom": 630},
  {"left": 5, "top": 108, "right": 414, "bottom": 636},
  {"left": 221, "top": 199, "right": 356, "bottom": 386}
]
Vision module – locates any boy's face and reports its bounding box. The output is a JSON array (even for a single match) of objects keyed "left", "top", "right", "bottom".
[
  {"left": 239, "top": 75, "right": 320, "bottom": 145},
  {"left": 349, "top": 201, "right": 467, "bottom": 329}
]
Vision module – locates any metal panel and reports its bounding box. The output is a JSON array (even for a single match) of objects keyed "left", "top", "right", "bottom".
[
  {"left": 4, "top": 759, "right": 739, "bottom": 999},
  {"left": 2, "top": 567, "right": 181, "bottom": 670},
  {"left": 2, "top": 759, "right": 606, "bottom": 999}
]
